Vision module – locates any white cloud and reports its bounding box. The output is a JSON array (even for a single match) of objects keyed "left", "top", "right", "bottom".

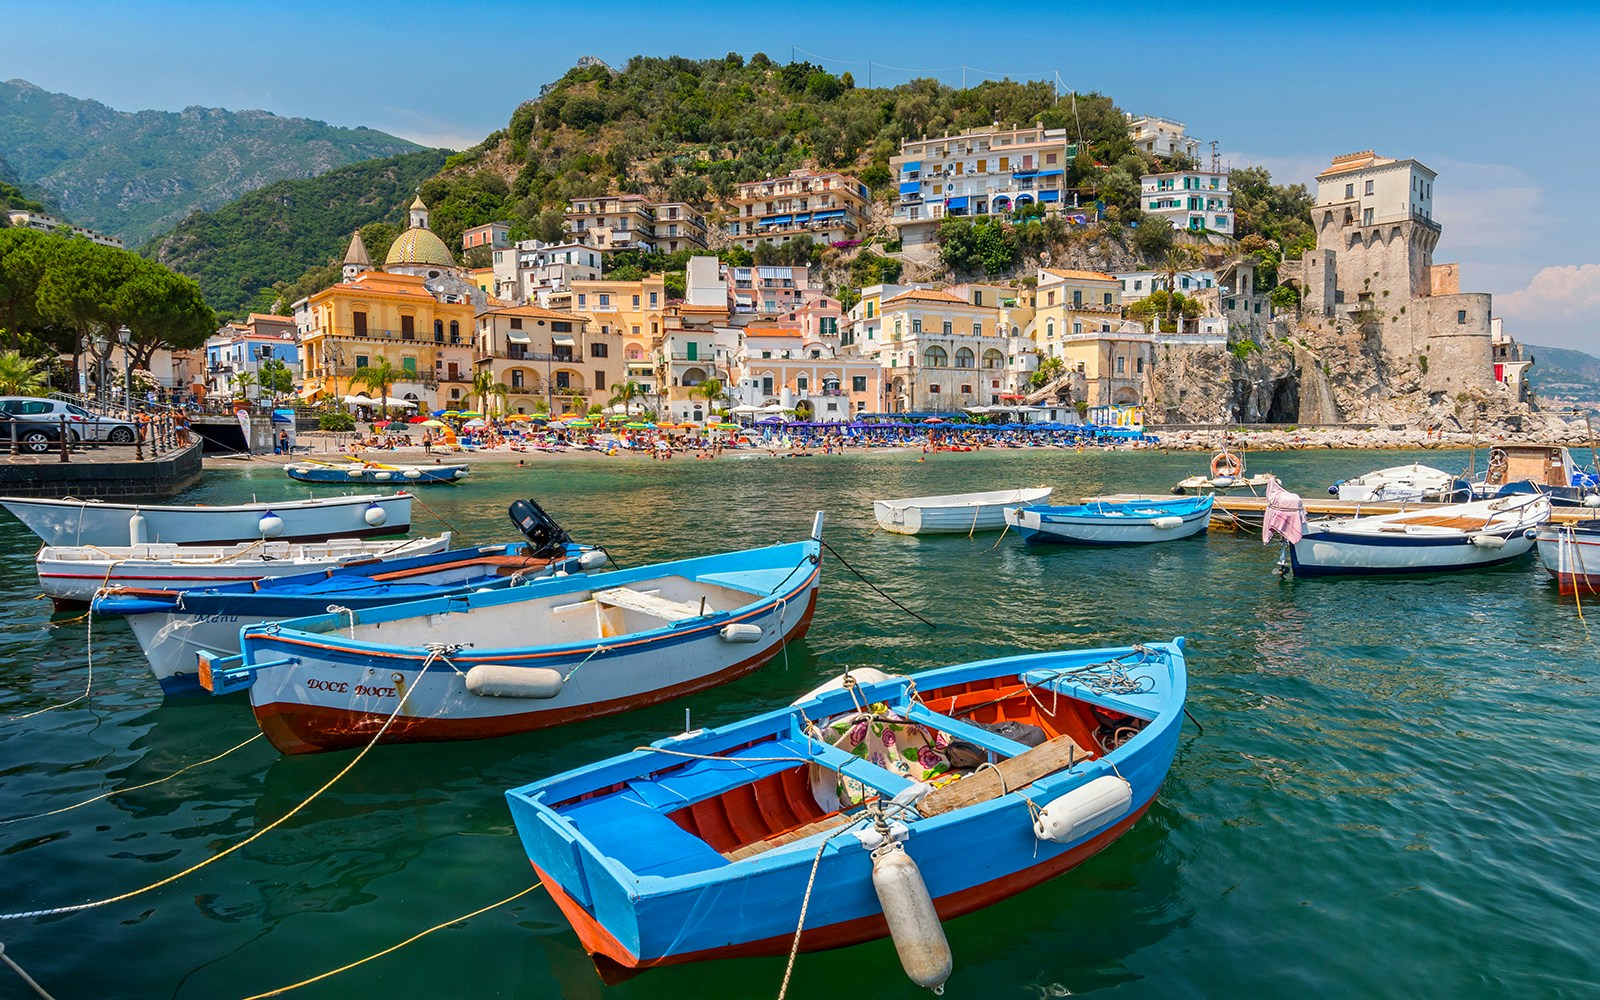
[
  {"left": 1219, "top": 151, "right": 1328, "bottom": 189},
  {"left": 1429, "top": 158, "right": 1548, "bottom": 259},
  {"left": 1495, "top": 264, "right": 1600, "bottom": 353}
]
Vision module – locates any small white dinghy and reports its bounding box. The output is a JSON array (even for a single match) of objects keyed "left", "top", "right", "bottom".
[
  {"left": 873, "top": 488, "right": 1052, "bottom": 535},
  {"left": 0, "top": 492, "right": 414, "bottom": 547},
  {"left": 37, "top": 534, "right": 451, "bottom": 606},
  {"left": 1288, "top": 495, "right": 1550, "bottom": 577},
  {"left": 1332, "top": 463, "right": 1468, "bottom": 503}
]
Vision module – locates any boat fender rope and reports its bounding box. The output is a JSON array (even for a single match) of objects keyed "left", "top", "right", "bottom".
[
  {"left": 776, "top": 815, "right": 874, "bottom": 1000},
  {"left": 326, "top": 605, "right": 357, "bottom": 639},
  {"left": 422, "top": 642, "right": 475, "bottom": 676},
  {"left": 0, "top": 683, "right": 415, "bottom": 923},
  {"left": 0, "top": 941, "right": 56, "bottom": 1000},
  {"left": 562, "top": 643, "right": 612, "bottom": 683}
]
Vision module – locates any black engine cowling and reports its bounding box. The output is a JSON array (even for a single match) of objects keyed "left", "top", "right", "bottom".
[{"left": 508, "top": 499, "right": 571, "bottom": 558}]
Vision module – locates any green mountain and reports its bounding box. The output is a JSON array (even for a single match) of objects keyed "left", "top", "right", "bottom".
[
  {"left": 0, "top": 79, "right": 421, "bottom": 245},
  {"left": 145, "top": 149, "right": 451, "bottom": 319},
  {"left": 1526, "top": 344, "right": 1600, "bottom": 410}
]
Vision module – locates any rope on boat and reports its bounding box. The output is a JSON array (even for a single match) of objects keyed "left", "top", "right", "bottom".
[
  {"left": 327, "top": 605, "right": 357, "bottom": 639},
  {"left": 0, "top": 942, "right": 56, "bottom": 1000},
  {"left": 406, "top": 491, "right": 462, "bottom": 537},
  {"left": 0, "top": 679, "right": 414, "bottom": 923},
  {"left": 818, "top": 538, "right": 936, "bottom": 629},
  {"left": 777, "top": 817, "right": 873, "bottom": 1000},
  {"left": 563, "top": 643, "right": 613, "bottom": 683},
  {"left": 1560, "top": 524, "right": 1589, "bottom": 632},
  {"left": 5, "top": 606, "right": 96, "bottom": 723},
  {"left": 421, "top": 642, "right": 474, "bottom": 676},
  {"left": 238, "top": 882, "right": 544, "bottom": 999},
  {"left": 0, "top": 733, "right": 265, "bottom": 827}
]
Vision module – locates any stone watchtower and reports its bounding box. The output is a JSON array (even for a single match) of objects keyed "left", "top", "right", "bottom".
[{"left": 1293, "top": 151, "right": 1491, "bottom": 394}]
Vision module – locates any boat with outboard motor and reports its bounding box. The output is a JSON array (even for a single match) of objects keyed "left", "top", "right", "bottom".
[
  {"left": 1286, "top": 494, "right": 1550, "bottom": 577},
  {"left": 1330, "top": 463, "right": 1471, "bottom": 503},
  {"left": 1173, "top": 450, "right": 1272, "bottom": 495},
  {"left": 92, "top": 500, "right": 599, "bottom": 694},
  {"left": 198, "top": 513, "right": 826, "bottom": 753},
  {"left": 1005, "top": 495, "right": 1213, "bottom": 545},
  {"left": 0, "top": 492, "right": 413, "bottom": 547},
  {"left": 1469, "top": 444, "right": 1600, "bottom": 507},
  {"left": 285, "top": 459, "right": 470, "bottom": 485},
  {"left": 37, "top": 533, "right": 451, "bottom": 607},
  {"left": 504, "top": 639, "right": 1187, "bottom": 990},
  {"left": 873, "top": 488, "right": 1052, "bottom": 535}
]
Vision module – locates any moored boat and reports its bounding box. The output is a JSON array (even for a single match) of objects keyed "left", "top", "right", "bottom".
[
  {"left": 0, "top": 492, "right": 413, "bottom": 547},
  {"left": 1005, "top": 495, "right": 1213, "bottom": 545},
  {"left": 1469, "top": 444, "right": 1600, "bottom": 506},
  {"left": 37, "top": 533, "right": 451, "bottom": 607},
  {"left": 93, "top": 500, "right": 601, "bottom": 693},
  {"left": 285, "top": 459, "right": 470, "bottom": 485},
  {"left": 873, "top": 488, "right": 1052, "bottom": 535},
  {"left": 504, "top": 639, "right": 1187, "bottom": 987},
  {"left": 1288, "top": 495, "right": 1549, "bottom": 577},
  {"left": 1173, "top": 449, "right": 1272, "bottom": 495},
  {"left": 1331, "top": 463, "right": 1470, "bottom": 503},
  {"left": 1534, "top": 520, "right": 1600, "bottom": 595},
  {"left": 199, "top": 513, "right": 826, "bottom": 753}
]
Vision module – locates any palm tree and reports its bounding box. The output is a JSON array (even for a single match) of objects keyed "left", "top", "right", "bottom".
[
  {"left": 1159, "top": 246, "right": 1199, "bottom": 333},
  {"left": 228, "top": 369, "right": 257, "bottom": 402},
  {"left": 348, "top": 357, "right": 400, "bottom": 417},
  {"left": 472, "top": 369, "right": 508, "bottom": 417},
  {"left": 687, "top": 377, "right": 727, "bottom": 414},
  {"left": 607, "top": 379, "right": 648, "bottom": 415},
  {"left": 0, "top": 351, "right": 47, "bottom": 396}
]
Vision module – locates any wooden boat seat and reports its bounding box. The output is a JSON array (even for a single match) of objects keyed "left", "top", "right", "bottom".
[
  {"left": 1390, "top": 515, "right": 1491, "bottom": 530},
  {"left": 920, "top": 733, "right": 1095, "bottom": 817},
  {"left": 722, "top": 813, "right": 858, "bottom": 861},
  {"left": 593, "top": 586, "right": 703, "bottom": 621}
]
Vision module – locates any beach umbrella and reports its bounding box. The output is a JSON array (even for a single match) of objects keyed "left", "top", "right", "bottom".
[
  {"left": 443, "top": 410, "right": 461, "bottom": 417},
  {"left": 459, "top": 410, "right": 483, "bottom": 418},
  {"left": 567, "top": 419, "right": 593, "bottom": 428},
  {"left": 406, "top": 415, "right": 428, "bottom": 423},
  {"left": 505, "top": 413, "right": 530, "bottom": 422},
  {"left": 420, "top": 419, "right": 446, "bottom": 428},
  {"left": 463, "top": 418, "right": 487, "bottom": 428},
  {"left": 431, "top": 409, "right": 448, "bottom": 417},
  {"left": 373, "top": 419, "right": 393, "bottom": 428},
  {"left": 923, "top": 417, "right": 946, "bottom": 424},
  {"left": 623, "top": 421, "right": 649, "bottom": 429}
]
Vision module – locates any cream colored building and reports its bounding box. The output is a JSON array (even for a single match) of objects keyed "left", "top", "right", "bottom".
[
  {"left": 890, "top": 125, "right": 1078, "bottom": 245},
  {"left": 475, "top": 304, "right": 617, "bottom": 416},
  {"left": 723, "top": 171, "right": 871, "bottom": 248},
  {"left": 1033, "top": 269, "right": 1149, "bottom": 407}
]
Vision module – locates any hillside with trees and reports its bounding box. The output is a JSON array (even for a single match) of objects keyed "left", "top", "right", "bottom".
[
  {"left": 144, "top": 149, "right": 451, "bottom": 320},
  {"left": 0, "top": 79, "right": 422, "bottom": 245}
]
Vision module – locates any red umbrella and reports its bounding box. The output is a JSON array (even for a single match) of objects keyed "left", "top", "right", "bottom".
[
  {"left": 408, "top": 415, "right": 428, "bottom": 423},
  {"left": 374, "top": 419, "right": 392, "bottom": 428},
  {"left": 923, "top": 417, "right": 945, "bottom": 424}
]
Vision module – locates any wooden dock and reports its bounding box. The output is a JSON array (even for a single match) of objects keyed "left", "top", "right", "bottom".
[{"left": 1092, "top": 493, "right": 1600, "bottom": 529}]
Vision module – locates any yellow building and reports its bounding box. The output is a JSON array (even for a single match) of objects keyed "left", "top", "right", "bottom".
[
  {"left": 475, "top": 305, "right": 617, "bottom": 416},
  {"left": 878, "top": 289, "right": 1017, "bottom": 412},
  {"left": 553, "top": 276, "right": 667, "bottom": 397},
  {"left": 1032, "top": 268, "right": 1149, "bottom": 406}
]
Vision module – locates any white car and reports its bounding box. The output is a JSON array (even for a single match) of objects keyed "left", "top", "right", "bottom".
[{"left": 0, "top": 397, "right": 139, "bottom": 444}]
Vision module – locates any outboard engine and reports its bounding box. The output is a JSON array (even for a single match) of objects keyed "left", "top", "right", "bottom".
[{"left": 508, "top": 499, "right": 572, "bottom": 558}]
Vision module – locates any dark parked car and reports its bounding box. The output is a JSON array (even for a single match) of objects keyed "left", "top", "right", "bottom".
[{"left": 0, "top": 412, "right": 79, "bottom": 454}]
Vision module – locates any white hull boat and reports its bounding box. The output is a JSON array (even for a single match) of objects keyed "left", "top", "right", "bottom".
[
  {"left": 37, "top": 534, "right": 451, "bottom": 606},
  {"left": 1333, "top": 463, "right": 1468, "bottom": 503},
  {"left": 873, "top": 487, "right": 1052, "bottom": 535},
  {"left": 1288, "top": 496, "right": 1549, "bottom": 577},
  {"left": 1534, "top": 522, "right": 1600, "bottom": 595},
  {"left": 1005, "top": 496, "right": 1213, "bottom": 545},
  {"left": 0, "top": 492, "right": 413, "bottom": 547}
]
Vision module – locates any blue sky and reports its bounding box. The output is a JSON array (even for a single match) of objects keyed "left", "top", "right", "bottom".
[{"left": 8, "top": 0, "right": 1598, "bottom": 351}]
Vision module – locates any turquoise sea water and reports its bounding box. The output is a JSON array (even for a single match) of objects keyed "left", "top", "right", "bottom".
[{"left": 1, "top": 448, "right": 1596, "bottom": 1000}]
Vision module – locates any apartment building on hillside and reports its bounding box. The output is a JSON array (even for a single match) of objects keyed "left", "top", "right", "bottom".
[
  {"left": 723, "top": 171, "right": 871, "bottom": 249},
  {"left": 889, "top": 125, "right": 1080, "bottom": 246}
]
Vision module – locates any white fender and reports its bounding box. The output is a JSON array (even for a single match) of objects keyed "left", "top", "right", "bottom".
[
  {"left": 373, "top": 471, "right": 392, "bottom": 481},
  {"left": 363, "top": 504, "right": 388, "bottom": 527},
  {"left": 719, "top": 623, "right": 763, "bottom": 643},
  {"left": 1469, "top": 533, "right": 1507, "bottom": 549},
  {"left": 128, "top": 512, "right": 148, "bottom": 545},
  {"left": 1585, "top": 494, "right": 1600, "bottom": 509},
  {"left": 465, "top": 664, "right": 564, "bottom": 699},
  {"left": 792, "top": 667, "right": 896, "bottom": 704},
  {"left": 346, "top": 468, "right": 364, "bottom": 478},
  {"left": 1033, "top": 775, "right": 1132, "bottom": 844},
  {"left": 577, "top": 549, "right": 609, "bottom": 571},
  {"left": 402, "top": 469, "right": 421, "bottom": 479},
  {"left": 1151, "top": 515, "right": 1183, "bottom": 530},
  {"left": 871, "top": 844, "right": 952, "bottom": 992},
  {"left": 257, "top": 512, "right": 286, "bottom": 538}
]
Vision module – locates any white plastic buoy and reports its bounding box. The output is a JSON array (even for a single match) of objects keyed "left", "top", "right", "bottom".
[
  {"left": 364, "top": 504, "right": 387, "bottom": 527},
  {"left": 719, "top": 623, "right": 763, "bottom": 643},
  {"left": 402, "top": 469, "right": 421, "bottom": 479},
  {"left": 577, "top": 549, "right": 609, "bottom": 571},
  {"left": 373, "top": 471, "right": 392, "bottom": 481},
  {"left": 346, "top": 468, "right": 363, "bottom": 479},
  {"left": 1211, "top": 476, "right": 1235, "bottom": 487},
  {"left": 464, "top": 664, "right": 565, "bottom": 699},
  {"left": 1469, "top": 533, "right": 1507, "bottom": 549},
  {"left": 1585, "top": 494, "right": 1600, "bottom": 509},
  {"left": 258, "top": 512, "right": 286, "bottom": 538},
  {"left": 871, "top": 843, "right": 952, "bottom": 993},
  {"left": 1033, "top": 775, "right": 1132, "bottom": 844},
  {"left": 128, "top": 512, "right": 148, "bottom": 545},
  {"left": 1151, "top": 515, "right": 1184, "bottom": 530}
]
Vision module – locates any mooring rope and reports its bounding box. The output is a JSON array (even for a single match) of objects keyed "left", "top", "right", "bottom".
[
  {"left": 0, "top": 733, "right": 265, "bottom": 827},
  {"left": 238, "top": 882, "right": 543, "bottom": 1000},
  {"left": 776, "top": 818, "right": 870, "bottom": 1000},
  {"left": 818, "top": 538, "right": 935, "bottom": 629},
  {"left": 6, "top": 608, "right": 96, "bottom": 723},
  {"left": 0, "top": 676, "right": 413, "bottom": 922},
  {"left": 0, "top": 942, "right": 56, "bottom": 1000},
  {"left": 406, "top": 491, "right": 462, "bottom": 537}
]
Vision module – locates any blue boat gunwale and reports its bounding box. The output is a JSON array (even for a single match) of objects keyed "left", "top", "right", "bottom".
[
  {"left": 1017, "top": 495, "right": 1215, "bottom": 522},
  {"left": 240, "top": 537, "right": 823, "bottom": 668},
  {"left": 508, "top": 639, "right": 1186, "bottom": 896}
]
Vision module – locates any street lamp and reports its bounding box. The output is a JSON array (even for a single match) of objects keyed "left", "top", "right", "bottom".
[
  {"left": 90, "top": 331, "right": 109, "bottom": 406},
  {"left": 117, "top": 326, "right": 133, "bottom": 419}
]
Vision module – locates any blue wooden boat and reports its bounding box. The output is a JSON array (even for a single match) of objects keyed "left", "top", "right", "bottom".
[
  {"left": 505, "top": 638, "right": 1186, "bottom": 988},
  {"left": 1005, "top": 495, "right": 1213, "bottom": 545},
  {"left": 285, "top": 459, "right": 470, "bottom": 485},
  {"left": 92, "top": 500, "right": 601, "bottom": 695},
  {"left": 198, "top": 514, "right": 825, "bottom": 754}
]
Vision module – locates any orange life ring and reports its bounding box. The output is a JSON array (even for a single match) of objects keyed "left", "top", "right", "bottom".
[{"left": 1211, "top": 451, "right": 1243, "bottom": 478}]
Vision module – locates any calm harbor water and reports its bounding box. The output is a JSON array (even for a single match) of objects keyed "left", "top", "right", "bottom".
[{"left": 1, "top": 448, "right": 1596, "bottom": 999}]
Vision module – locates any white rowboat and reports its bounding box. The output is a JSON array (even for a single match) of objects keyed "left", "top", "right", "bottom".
[
  {"left": 1289, "top": 496, "right": 1550, "bottom": 577},
  {"left": 0, "top": 492, "right": 413, "bottom": 547},
  {"left": 873, "top": 488, "right": 1052, "bottom": 535}
]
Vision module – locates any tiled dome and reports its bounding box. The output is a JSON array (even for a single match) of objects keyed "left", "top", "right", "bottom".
[{"left": 384, "top": 226, "right": 455, "bottom": 268}]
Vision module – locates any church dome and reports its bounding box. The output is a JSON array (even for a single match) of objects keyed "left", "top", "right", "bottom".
[{"left": 384, "top": 226, "right": 456, "bottom": 269}]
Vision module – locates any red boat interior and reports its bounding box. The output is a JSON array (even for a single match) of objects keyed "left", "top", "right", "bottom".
[{"left": 555, "top": 673, "right": 1148, "bottom": 868}]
